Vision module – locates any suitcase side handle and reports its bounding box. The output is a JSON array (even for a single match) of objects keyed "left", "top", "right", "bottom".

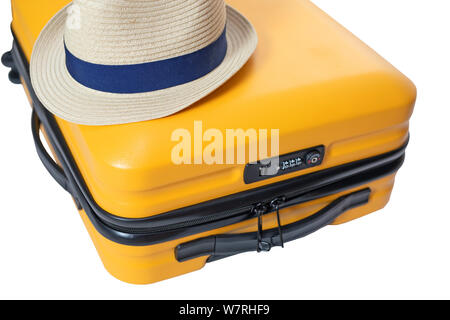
[
  {"left": 175, "top": 188, "right": 371, "bottom": 262},
  {"left": 31, "top": 110, "right": 71, "bottom": 194}
]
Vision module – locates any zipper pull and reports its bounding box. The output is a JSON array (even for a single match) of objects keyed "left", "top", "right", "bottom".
[
  {"left": 252, "top": 203, "right": 270, "bottom": 252},
  {"left": 270, "top": 196, "right": 286, "bottom": 248}
]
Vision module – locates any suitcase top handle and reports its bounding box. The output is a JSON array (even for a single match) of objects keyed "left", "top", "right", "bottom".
[{"left": 175, "top": 188, "right": 371, "bottom": 262}]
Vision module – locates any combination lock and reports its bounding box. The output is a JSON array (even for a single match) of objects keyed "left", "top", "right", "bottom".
[
  {"left": 244, "top": 146, "right": 325, "bottom": 184},
  {"left": 305, "top": 150, "right": 322, "bottom": 165}
]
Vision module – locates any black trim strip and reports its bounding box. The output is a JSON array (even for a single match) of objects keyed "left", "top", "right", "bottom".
[{"left": 8, "top": 35, "right": 408, "bottom": 246}]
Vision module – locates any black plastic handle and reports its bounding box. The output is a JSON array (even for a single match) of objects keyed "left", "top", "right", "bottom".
[
  {"left": 31, "top": 110, "right": 71, "bottom": 193},
  {"left": 175, "top": 188, "right": 371, "bottom": 262}
]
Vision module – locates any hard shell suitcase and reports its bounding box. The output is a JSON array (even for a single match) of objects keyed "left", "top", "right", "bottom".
[{"left": 3, "top": 0, "right": 416, "bottom": 284}]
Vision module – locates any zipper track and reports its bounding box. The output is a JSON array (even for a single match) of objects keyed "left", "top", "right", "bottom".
[
  {"left": 99, "top": 150, "right": 405, "bottom": 235},
  {"left": 102, "top": 205, "right": 255, "bottom": 234},
  {"left": 103, "top": 187, "right": 327, "bottom": 234},
  {"left": 98, "top": 149, "right": 406, "bottom": 235}
]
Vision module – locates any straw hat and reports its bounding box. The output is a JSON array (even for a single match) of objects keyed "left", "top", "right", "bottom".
[{"left": 30, "top": 0, "right": 257, "bottom": 125}]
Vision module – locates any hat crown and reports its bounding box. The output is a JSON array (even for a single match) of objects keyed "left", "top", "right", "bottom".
[{"left": 65, "top": 0, "right": 227, "bottom": 65}]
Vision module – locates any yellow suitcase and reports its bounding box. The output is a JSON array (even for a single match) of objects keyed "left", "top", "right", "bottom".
[{"left": 3, "top": 0, "right": 416, "bottom": 284}]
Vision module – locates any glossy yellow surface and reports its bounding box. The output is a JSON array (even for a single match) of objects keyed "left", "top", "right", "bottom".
[{"left": 12, "top": 0, "right": 416, "bottom": 284}]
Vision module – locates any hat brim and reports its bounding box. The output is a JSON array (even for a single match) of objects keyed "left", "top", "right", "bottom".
[{"left": 30, "top": 5, "right": 257, "bottom": 126}]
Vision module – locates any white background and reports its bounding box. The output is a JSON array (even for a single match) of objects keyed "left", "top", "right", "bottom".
[{"left": 0, "top": 0, "right": 449, "bottom": 300}]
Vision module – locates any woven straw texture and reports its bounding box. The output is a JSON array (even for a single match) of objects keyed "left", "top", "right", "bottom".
[{"left": 65, "top": 0, "right": 228, "bottom": 65}]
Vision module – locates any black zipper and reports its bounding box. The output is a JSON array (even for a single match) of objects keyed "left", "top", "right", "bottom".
[
  {"left": 100, "top": 198, "right": 289, "bottom": 235},
  {"left": 81, "top": 147, "right": 407, "bottom": 246},
  {"left": 96, "top": 146, "right": 405, "bottom": 237},
  {"left": 99, "top": 192, "right": 310, "bottom": 236},
  {"left": 91, "top": 142, "right": 407, "bottom": 234},
  {"left": 95, "top": 147, "right": 406, "bottom": 236},
  {"left": 100, "top": 204, "right": 255, "bottom": 234}
]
